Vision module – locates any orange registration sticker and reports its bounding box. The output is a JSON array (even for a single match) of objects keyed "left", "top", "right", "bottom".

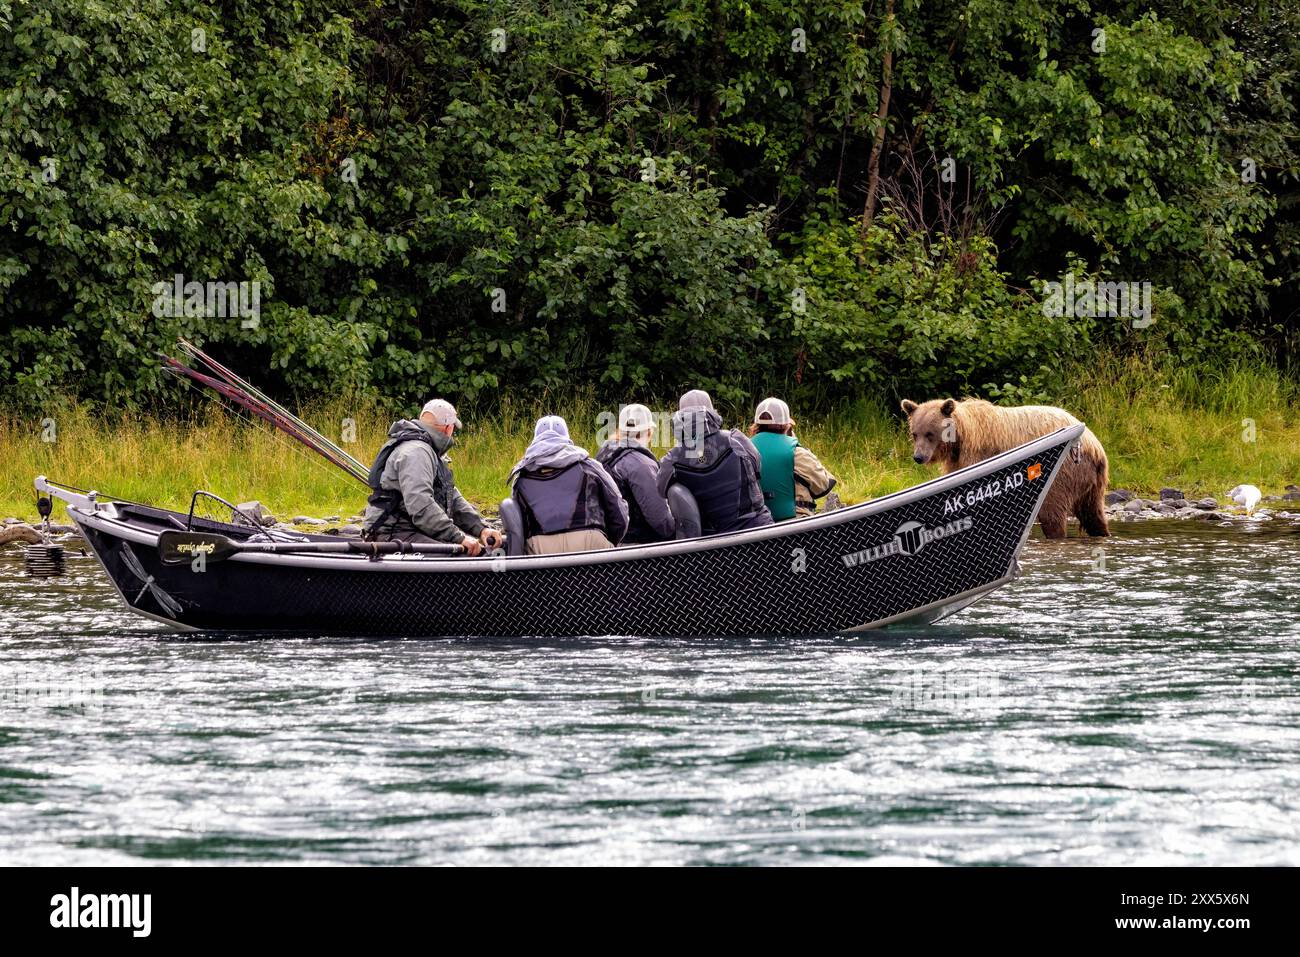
[{"left": 1026, "top": 462, "right": 1042, "bottom": 481}]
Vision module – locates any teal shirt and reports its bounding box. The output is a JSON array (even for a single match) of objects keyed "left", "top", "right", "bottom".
[{"left": 752, "top": 431, "right": 798, "bottom": 521}]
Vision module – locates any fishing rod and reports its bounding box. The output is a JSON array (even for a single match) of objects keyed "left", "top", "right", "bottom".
[
  {"left": 160, "top": 346, "right": 371, "bottom": 486},
  {"left": 175, "top": 339, "right": 369, "bottom": 479}
]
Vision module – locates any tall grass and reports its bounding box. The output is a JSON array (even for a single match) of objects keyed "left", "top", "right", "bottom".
[
  {"left": 3, "top": 353, "right": 1298, "bottom": 522},
  {"left": 1059, "top": 352, "right": 1300, "bottom": 496}
]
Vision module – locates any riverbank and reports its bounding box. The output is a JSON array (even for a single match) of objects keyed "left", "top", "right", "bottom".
[{"left": 4, "top": 358, "right": 1299, "bottom": 525}]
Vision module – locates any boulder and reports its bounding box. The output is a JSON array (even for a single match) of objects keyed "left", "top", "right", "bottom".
[
  {"left": 1193, "top": 497, "right": 1218, "bottom": 509},
  {"left": 236, "top": 501, "right": 276, "bottom": 526},
  {"left": 1106, "top": 489, "right": 1136, "bottom": 505},
  {"left": 1283, "top": 490, "right": 1300, "bottom": 502},
  {"left": 331, "top": 524, "right": 363, "bottom": 538},
  {"left": 292, "top": 516, "right": 328, "bottom": 526},
  {"left": 1159, "top": 487, "right": 1184, "bottom": 501},
  {"left": 1151, "top": 502, "right": 1177, "bottom": 515},
  {"left": 1122, "top": 499, "right": 1146, "bottom": 513}
]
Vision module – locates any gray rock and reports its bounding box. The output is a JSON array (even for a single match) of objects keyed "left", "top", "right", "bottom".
[
  {"left": 822, "top": 491, "right": 843, "bottom": 513},
  {"left": 1167, "top": 498, "right": 1189, "bottom": 508},
  {"left": 1123, "top": 499, "right": 1147, "bottom": 513},
  {"left": 1286, "top": 484, "right": 1299, "bottom": 492},
  {"left": 331, "top": 524, "right": 363, "bottom": 538},
  {"left": 1159, "top": 487, "right": 1184, "bottom": 501},
  {"left": 1106, "top": 489, "right": 1136, "bottom": 505},
  {"left": 236, "top": 501, "right": 276, "bottom": 526},
  {"left": 1194, "top": 510, "right": 1229, "bottom": 521},
  {"left": 1175, "top": 506, "right": 1200, "bottom": 518},
  {"left": 322, "top": 516, "right": 341, "bottom": 523},
  {"left": 1152, "top": 503, "right": 1177, "bottom": 515},
  {"left": 3, "top": 517, "right": 22, "bottom": 525},
  {"left": 1283, "top": 491, "right": 1300, "bottom": 501},
  {"left": 292, "top": 516, "right": 328, "bottom": 526},
  {"left": 1194, "top": 497, "right": 1218, "bottom": 509}
]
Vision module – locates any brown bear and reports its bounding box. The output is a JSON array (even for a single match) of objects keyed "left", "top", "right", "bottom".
[{"left": 900, "top": 397, "right": 1109, "bottom": 538}]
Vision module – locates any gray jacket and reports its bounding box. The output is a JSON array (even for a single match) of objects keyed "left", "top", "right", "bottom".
[
  {"left": 595, "top": 440, "right": 675, "bottom": 543},
  {"left": 362, "top": 420, "right": 488, "bottom": 544}
]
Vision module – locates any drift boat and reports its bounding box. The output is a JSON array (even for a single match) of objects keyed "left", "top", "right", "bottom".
[{"left": 34, "top": 420, "right": 1081, "bottom": 637}]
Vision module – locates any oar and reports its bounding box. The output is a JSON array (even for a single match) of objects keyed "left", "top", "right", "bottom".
[{"left": 158, "top": 530, "right": 465, "bottom": 564}]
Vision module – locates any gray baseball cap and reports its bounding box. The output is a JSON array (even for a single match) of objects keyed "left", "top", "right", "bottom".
[
  {"left": 678, "top": 389, "right": 715, "bottom": 413},
  {"left": 421, "top": 398, "right": 463, "bottom": 429}
]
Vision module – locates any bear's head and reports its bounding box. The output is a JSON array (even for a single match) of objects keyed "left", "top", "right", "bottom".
[{"left": 900, "top": 398, "right": 958, "bottom": 465}]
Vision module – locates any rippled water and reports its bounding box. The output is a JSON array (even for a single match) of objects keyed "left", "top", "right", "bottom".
[{"left": 2, "top": 520, "right": 1298, "bottom": 865}]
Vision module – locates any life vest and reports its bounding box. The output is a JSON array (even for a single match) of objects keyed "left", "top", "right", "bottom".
[
  {"left": 670, "top": 435, "right": 757, "bottom": 534},
  {"left": 751, "top": 432, "right": 798, "bottom": 521},
  {"left": 514, "top": 462, "right": 599, "bottom": 537},
  {"left": 600, "top": 445, "right": 653, "bottom": 541},
  {"left": 364, "top": 424, "right": 452, "bottom": 539}
]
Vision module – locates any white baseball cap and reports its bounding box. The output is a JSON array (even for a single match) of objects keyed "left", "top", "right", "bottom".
[
  {"left": 421, "top": 398, "right": 463, "bottom": 429},
  {"left": 618, "top": 403, "right": 656, "bottom": 433},
  {"left": 753, "top": 397, "right": 791, "bottom": 426}
]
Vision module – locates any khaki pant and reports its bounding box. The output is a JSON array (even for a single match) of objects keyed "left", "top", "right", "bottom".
[{"left": 526, "top": 529, "right": 614, "bottom": 555}]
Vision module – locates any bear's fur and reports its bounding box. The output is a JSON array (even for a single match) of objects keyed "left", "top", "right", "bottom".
[{"left": 900, "top": 397, "right": 1109, "bottom": 538}]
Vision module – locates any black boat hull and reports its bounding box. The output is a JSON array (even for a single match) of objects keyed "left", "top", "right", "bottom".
[{"left": 43, "top": 425, "right": 1082, "bottom": 637}]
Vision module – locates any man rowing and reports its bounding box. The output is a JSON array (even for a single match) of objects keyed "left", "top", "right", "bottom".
[{"left": 362, "top": 399, "right": 502, "bottom": 555}]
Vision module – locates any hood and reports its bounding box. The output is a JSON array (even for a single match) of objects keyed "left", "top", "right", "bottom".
[
  {"left": 596, "top": 438, "right": 657, "bottom": 466},
  {"left": 671, "top": 408, "right": 723, "bottom": 459},
  {"left": 510, "top": 415, "right": 589, "bottom": 481},
  {"left": 390, "top": 418, "right": 453, "bottom": 455}
]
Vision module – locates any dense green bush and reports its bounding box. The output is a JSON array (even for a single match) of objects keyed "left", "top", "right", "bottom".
[
  {"left": 0, "top": 0, "right": 1295, "bottom": 414},
  {"left": 785, "top": 210, "right": 1094, "bottom": 402}
]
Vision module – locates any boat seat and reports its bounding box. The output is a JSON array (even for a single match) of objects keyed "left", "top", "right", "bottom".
[
  {"left": 498, "top": 497, "right": 527, "bottom": 556},
  {"left": 667, "top": 484, "right": 702, "bottom": 540}
]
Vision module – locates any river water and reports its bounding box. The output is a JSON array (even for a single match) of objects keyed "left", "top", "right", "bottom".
[{"left": 1, "top": 520, "right": 1297, "bottom": 865}]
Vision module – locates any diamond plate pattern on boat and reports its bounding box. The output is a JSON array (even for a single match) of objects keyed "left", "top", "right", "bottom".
[{"left": 81, "top": 442, "right": 1065, "bottom": 637}]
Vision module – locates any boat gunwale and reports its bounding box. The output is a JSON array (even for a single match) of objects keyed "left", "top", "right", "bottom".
[{"left": 41, "top": 424, "right": 1083, "bottom": 575}]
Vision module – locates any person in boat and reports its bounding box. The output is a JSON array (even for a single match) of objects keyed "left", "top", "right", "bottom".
[
  {"left": 509, "top": 415, "right": 629, "bottom": 554},
  {"left": 749, "top": 397, "right": 838, "bottom": 520},
  {"left": 657, "top": 389, "right": 773, "bottom": 534},
  {"left": 595, "top": 403, "right": 676, "bottom": 544},
  {"left": 362, "top": 399, "right": 502, "bottom": 556}
]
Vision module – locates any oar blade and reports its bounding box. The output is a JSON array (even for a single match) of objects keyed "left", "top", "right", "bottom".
[{"left": 158, "top": 530, "right": 239, "bottom": 565}]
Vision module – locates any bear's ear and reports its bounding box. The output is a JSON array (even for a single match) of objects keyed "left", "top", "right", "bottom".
[
  {"left": 900, "top": 399, "right": 918, "bottom": 416},
  {"left": 940, "top": 398, "right": 956, "bottom": 416}
]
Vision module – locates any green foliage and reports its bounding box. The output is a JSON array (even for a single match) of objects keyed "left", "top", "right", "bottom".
[
  {"left": 788, "top": 209, "right": 1094, "bottom": 401},
  {"left": 0, "top": 0, "right": 1296, "bottom": 414}
]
